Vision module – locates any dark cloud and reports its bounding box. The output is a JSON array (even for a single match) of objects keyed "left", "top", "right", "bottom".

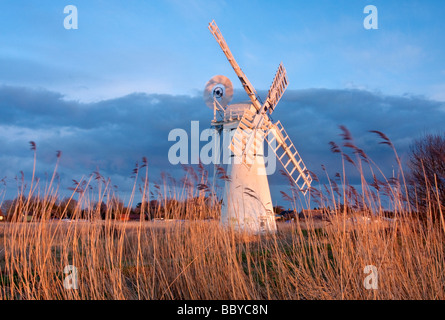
[{"left": 0, "top": 85, "right": 444, "bottom": 204}]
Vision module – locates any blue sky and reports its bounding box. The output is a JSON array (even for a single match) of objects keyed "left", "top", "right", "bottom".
[
  {"left": 1, "top": 0, "right": 445, "bottom": 101},
  {"left": 0, "top": 0, "right": 444, "bottom": 207}
]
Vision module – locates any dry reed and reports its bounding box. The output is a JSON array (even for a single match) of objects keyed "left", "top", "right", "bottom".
[{"left": 0, "top": 133, "right": 444, "bottom": 300}]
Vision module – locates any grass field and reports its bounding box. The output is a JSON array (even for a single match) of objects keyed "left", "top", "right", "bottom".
[
  {"left": 0, "top": 132, "right": 444, "bottom": 300},
  {"left": 0, "top": 205, "right": 443, "bottom": 300}
]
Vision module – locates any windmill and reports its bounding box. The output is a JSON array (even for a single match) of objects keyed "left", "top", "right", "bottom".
[{"left": 205, "top": 20, "right": 312, "bottom": 233}]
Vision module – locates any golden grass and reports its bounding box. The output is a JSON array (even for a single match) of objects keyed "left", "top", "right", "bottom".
[
  {"left": 0, "top": 196, "right": 444, "bottom": 300},
  {"left": 0, "top": 136, "right": 444, "bottom": 300}
]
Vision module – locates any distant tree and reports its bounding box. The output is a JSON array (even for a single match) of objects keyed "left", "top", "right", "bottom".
[
  {"left": 27, "top": 196, "right": 44, "bottom": 219},
  {"left": 6, "top": 196, "right": 27, "bottom": 221},
  {"left": 135, "top": 202, "right": 151, "bottom": 220},
  {"left": 58, "top": 198, "right": 78, "bottom": 219},
  {"left": 407, "top": 133, "right": 445, "bottom": 218},
  {"left": 273, "top": 206, "right": 285, "bottom": 215},
  {"left": 94, "top": 202, "right": 109, "bottom": 220},
  {"left": 150, "top": 200, "right": 165, "bottom": 219},
  {"left": 108, "top": 198, "right": 126, "bottom": 220},
  {"left": 1, "top": 199, "right": 14, "bottom": 215}
]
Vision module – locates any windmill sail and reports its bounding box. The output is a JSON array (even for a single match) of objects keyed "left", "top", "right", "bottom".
[
  {"left": 229, "top": 63, "right": 289, "bottom": 166},
  {"left": 209, "top": 20, "right": 312, "bottom": 194},
  {"left": 265, "top": 121, "right": 312, "bottom": 194},
  {"left": 208, "top": 20, "right": 262, "bottom": 111},
  {"left": 263, "top": 63, "right": 288, "bottom": 114}
]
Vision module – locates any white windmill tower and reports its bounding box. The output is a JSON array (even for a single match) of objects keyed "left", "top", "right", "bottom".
[{"left": 205, "top": 20, "right": 312, "bottom": 234}]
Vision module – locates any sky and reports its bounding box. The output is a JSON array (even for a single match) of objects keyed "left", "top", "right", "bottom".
[{"left": 0, "top": 0, "right": 444, "bottom": 208}]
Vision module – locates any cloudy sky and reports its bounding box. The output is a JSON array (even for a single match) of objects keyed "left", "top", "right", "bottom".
[{"left": 0, "top": 0, "right": 444, "bottom": 207}]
